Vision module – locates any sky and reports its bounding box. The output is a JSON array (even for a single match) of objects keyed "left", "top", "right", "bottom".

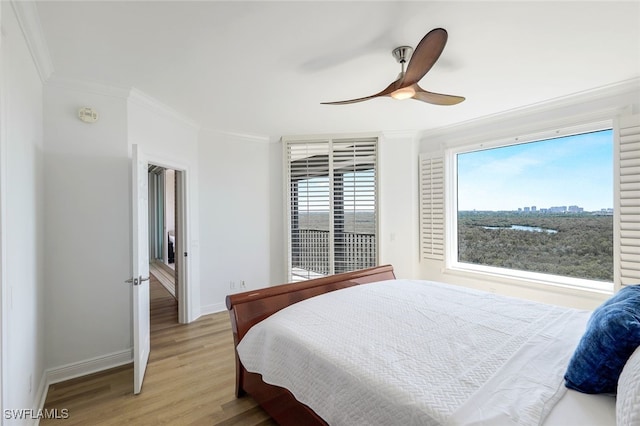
[
  {"left": 457, "top": 129, "right": 613, "bottom": 212},
  {"left": 297, "top": 171, "right": 375, "bottom": 212}
]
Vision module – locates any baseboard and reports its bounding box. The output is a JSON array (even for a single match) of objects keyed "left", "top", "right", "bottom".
[
  {"left": 45, "top": 349, "right": 133, "bottom": 385},
  {"left": 8, "top": 368, "right": 73, "bottom": 426},
  {"left": 199, "top": 302, "right": 226, "bottom": 317},
  {"left": 32, "top": 349, "right": 132, "bottom": 425},
  {"left": 32, "top": 370, "right": 49, "bottom": 426}
]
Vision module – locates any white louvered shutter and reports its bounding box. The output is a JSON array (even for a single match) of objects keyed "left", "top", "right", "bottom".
[
  {"left": 617, "top": 113, "right": 640, "bottom": 288},
  {"left": 287, "top": 141, "right": 331, "bottom": 280},
  {"left": 285, "top": 138, "right": 378, "bottom": 281},
  {"left": 332, "top": 139, "right": 378, "bottom": 274},
  {"left": 419, "top": 154, "right": 445, "bottom": 260}
]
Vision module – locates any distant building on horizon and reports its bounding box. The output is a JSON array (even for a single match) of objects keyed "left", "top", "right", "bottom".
[
  {"left": 462, "top": 205, "right": 613, "bottom": 213},
  {"left": 549, "top": 206, "right": 567, "bottom": 213},
  {"left": 513, "top": 204, "right": 608, "bottom": 214}
]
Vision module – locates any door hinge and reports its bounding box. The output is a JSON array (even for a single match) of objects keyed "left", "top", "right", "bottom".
[{"left": 184, "top": 252, "right": 188, "bottom": 257}]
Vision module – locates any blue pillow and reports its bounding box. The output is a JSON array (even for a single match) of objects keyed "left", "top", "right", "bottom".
[{"left": 564, "top": 285, "right": 640, "bottom": 394}]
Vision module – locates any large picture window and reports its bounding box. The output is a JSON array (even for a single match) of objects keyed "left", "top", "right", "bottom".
[
  {"left": 285, "top": 137, "right": 378, "bottom": 281},
  {"left": 452, "top": 127, "right": 613, "bottom": 288}
]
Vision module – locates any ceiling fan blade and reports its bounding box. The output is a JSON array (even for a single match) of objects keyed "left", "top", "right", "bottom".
[
  {"left": 402, "top": 28, "right": 448, "bottom": 87},
  {"left": 322, "top": 78, "right": 401, "bottom": 105},
  {"left": 321, "top": 95, "right": 384, "bottom": 105},
  {"left": 412, "top": 85, "right": 465, "bottom": 105}
]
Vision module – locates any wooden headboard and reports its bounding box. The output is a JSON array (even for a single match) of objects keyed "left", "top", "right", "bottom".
[{"left": 225, "top": 265, "right": 396, "bottom": 397}]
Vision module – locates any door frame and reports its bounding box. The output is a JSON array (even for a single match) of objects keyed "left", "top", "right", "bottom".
[
  {"left": 0, "top": 4, "right": 6, "bottom": 413},
  {"left": 145, "top": 156, "right": 190, "bottom": 324}
]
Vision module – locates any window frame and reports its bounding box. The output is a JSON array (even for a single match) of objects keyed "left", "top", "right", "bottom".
[
  {"left": 283, "top": 135, "right": 380, "bottom": 282},
  {"left": 444, "top": 120, "right": 615, "bottom": 293}
]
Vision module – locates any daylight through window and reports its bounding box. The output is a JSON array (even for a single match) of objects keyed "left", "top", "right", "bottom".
[
  {"left": 454, "top": 128, "right": 613, "bottom": 284},
  {"left": 286, "top": 138, "right": 378, "bottom": 281}
]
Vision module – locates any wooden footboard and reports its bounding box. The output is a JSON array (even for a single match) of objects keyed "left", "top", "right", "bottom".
[{"left": 225, "top": 265, "right": 395, "bottom": 424}]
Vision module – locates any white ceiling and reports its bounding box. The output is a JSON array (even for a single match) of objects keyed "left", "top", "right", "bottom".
[{"left": 35, "top": 1, "right": 640, "bottom": 138}]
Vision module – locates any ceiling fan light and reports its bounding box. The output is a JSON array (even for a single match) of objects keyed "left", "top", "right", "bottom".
[{"left": 390, "top": 86, "right": 416, "bottom": 100}]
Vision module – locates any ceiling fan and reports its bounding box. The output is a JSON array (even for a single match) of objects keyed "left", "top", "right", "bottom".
[{"left": 321, "top": 28, "right": 465, "bottom": 106}]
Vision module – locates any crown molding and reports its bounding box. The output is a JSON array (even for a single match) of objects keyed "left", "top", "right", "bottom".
[
  {"left": 10, "top": 0, "right": 54, "bottom": 82},
  {"left": 200, "top": 127, "right": 271, "bottom": 144},
  {"left": 45, "top": 78, "right": 201, "bottom": 130},
  {"left": 381, "top": 130, "right": 419, "bottom": 141},
  {"left": 419, "top": 78, "right": 640, "bottom": 148},
  {"left": 46, "top": 75, "right": 131, "bottom": 99},
  {"left": 128, "top": 88, "right": 200, "bottom": 131}
]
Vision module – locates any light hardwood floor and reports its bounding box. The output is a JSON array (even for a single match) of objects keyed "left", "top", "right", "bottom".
[
  {"left": 149, "top": 261, "right": 176, "bottom": 298},
  {"left": 42, "top": 276, "right": 277, "bottom": 425}
]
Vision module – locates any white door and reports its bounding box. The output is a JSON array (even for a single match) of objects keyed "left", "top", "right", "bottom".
[{"left": 130, "top": 144, "right": 150, "bottom": 394}]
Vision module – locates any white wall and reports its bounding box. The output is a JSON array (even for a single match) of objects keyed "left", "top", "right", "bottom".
[
  {"left": 127, "top": 89, "right": 201, "bottom": 320},
  {"left": 42, "top": 80, "right": 202, "bottom": 382},
  {"left": 43, "top": 82, "right": 131, "bottom": 373},
  {"left": 40, "top": 80, "right": 276, "bottom": 388},
  {"left": 1, "top": 2, "right": 46, "bottom": 419},
  {"left": 378, "top": 131, "right": 419, "bottom": 279},
  {"left": 198, "top": 130, "right": 273, "bottom": 313},
  {"left": 268, "top": 140, "right": 285, "bottom": 285}
]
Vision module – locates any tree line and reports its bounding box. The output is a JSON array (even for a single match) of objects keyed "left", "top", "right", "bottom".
[{"left": 458, "top": 212, "right": 613, "bottom": 282}]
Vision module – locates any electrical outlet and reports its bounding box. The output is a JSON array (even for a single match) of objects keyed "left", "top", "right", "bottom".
[
  {"left": 230, "top": 281, "right": 235, "bottom": 289},
  {"left": 241, "top": 280, "right": 246, "bottom": 289}
]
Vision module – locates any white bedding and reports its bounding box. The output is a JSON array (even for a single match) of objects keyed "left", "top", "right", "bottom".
[
  {"left": 546, "top": 389, "right": 615, "bottom": 425},
  {"left": 237, "top": 279, "right": 601, "bottom": 425}
]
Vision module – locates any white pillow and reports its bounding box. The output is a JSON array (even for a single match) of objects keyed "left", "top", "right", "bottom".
[{"left": 617, "top": 345, "right": 640, "bottom": 426}]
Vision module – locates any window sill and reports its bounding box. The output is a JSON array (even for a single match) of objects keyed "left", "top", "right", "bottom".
[{"left": 444, "top": 262, "right": 614, "bottom": 297}]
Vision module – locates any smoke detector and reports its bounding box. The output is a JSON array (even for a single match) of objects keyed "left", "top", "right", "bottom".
[{"left": 78, "top": 107, "right": 98, "bottom": 123}]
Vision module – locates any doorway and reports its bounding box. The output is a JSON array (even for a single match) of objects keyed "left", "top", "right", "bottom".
[{"left": 147, "top": 164, "right": 187, "bottom": 323}]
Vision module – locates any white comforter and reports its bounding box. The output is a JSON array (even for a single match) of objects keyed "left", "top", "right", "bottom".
[{"left": 237, "top": 279, "right": 590, "bottom": 426}]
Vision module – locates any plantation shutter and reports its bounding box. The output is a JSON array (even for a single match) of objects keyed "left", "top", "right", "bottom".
[
  {"left": 419, "top": 153, "right": 445, "bottom": 260},
  {"left": 617, "top": 113, "right": 640, "bottom": 288},
  {"left": 287, "top": 141, "right": 332, "bottom": 280},
  {"left": 333, "top": 139, "right": 377, "bottom": 274},
  {"left": 286, "top": 138, "right": 378, "bottom": 281}
]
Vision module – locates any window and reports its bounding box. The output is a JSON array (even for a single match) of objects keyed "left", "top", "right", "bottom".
[
  {"left": 451, "top": 127, "right": 614, "bottom": 289},
  {"left": 285, "top": 137, "right": 378, "bottom": 281}
]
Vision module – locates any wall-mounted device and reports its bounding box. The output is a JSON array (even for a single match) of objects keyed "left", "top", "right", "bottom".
[{"left": 77, "top": 107, "right": 99, "bottom": 123}]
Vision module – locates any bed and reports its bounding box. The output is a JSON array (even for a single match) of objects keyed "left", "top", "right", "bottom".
[{"left": 225, "top": 265, "right": 640, "bottom": 426}]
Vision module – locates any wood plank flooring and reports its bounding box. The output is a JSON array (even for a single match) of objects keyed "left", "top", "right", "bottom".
[
  {"left": 149, "top": 260, "right": 176, "bottom": 298},
  {"left": 41, "top": 276, "right": 277, "bottom": 425}
]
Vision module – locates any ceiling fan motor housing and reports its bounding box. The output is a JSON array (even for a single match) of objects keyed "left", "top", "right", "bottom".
[{"left": 392, "top": 46, "right": 413, "bottom": 64}]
